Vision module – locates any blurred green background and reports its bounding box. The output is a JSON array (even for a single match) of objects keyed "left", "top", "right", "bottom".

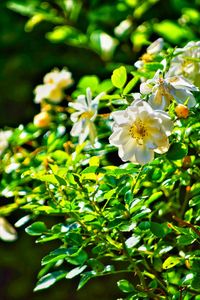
[{"left": 1, "top": 0, "right": 200, "bottom": 299}]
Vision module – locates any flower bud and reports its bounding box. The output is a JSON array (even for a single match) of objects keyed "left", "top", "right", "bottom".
[
  {"left": 175, "top": 104, "right": 189, "bottom": 119},
  {"left": 33, "top": 111, "right": 51, "bottom": 128}
]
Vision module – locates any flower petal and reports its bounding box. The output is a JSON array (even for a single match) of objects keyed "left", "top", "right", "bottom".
[
  {"left": 135, "top": 145, "right": 154, "bottom": 165},
  {"left": 147, "top": 38, "right": 164, "bottom": 55},
  {"left": 119, "top": 139, "right": 137, "bottom": 161}
]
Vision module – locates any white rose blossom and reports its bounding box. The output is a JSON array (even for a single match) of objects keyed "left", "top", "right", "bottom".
[
  {"left": 140, "top": 70, "right": 198, "bottom": 110},
  {"left": 0, "top": 130, "right": 12, "bottom": 156},
  {"left": 167, "top": 41, "right": 200, "bottom": 88},
  {"left": 134, "top": 38, "right": 164, "bottom": 69},
  {"left": 34, "top": 68, "right": 73, "bottom": 104},
  {"left": 109, "top": 99, "right": 173, "bottom": 165},
  {"left": 44, "top": 68, "right": 73, "bottom": 88},
  {"left": 34, "top": 84, "right": 63, "bottom": 104},
  {"left": 69, "top": 88, "right": 105, "bottom": 144}
]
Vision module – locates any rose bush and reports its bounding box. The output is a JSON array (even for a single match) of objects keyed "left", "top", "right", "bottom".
[{"left": 0, "top": 40, "right": 200, "bottom": 300}]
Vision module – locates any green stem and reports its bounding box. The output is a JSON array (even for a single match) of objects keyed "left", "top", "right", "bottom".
[
  {"left": 180, "top": 191, "right": 190, "bottom": 218},
  {"left": 118, "top": 231, "right": 147, "bottom": 290},
  {"left": 142, "top": 258, "right": 168, "bottom": 294},
  {"left": 132, "top": 165, "right": 144, "bottom": 195}
]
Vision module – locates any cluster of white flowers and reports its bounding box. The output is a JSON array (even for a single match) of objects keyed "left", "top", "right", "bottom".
[
  {"left": 0, "top": 130, "right": 12, "bottom": 156},
  {"left": 67, "top": 40, "right": 199, "bottom": 165},
  {"left": 34, "top": 68, "right": 73, "bottom": 104},
  {"left": 31, "top": 40, "right": 199, "bottom": 165},
  {"left": 108, "top": 40, "right": 199, "bottom": 165},
  {"left": 168, "top": 41, "right": 200, "bottom": 88}
]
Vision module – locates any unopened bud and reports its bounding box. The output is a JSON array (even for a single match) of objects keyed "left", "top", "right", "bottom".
[
  {"left": 33, "top": 111, "right": 51, "bottom": 128},
  {"left": 175, "top": 104, "right": 189, "bottom": 119}
]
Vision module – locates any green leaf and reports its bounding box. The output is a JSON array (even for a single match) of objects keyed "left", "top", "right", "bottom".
[
  {"left": 138, "top": 221, "right": 151, "bottom": 230},
  {"left": 34, "top": 174, "right": 58, "bottom": 185},
  {"left": 189, "top": 195, "right": 200, "bottom": 207},
  {"left": 167, "top": 143, "right": 188, "bottom": 160},
  {"left": 41, "top": 248, "right": 72, "bottom": 266},
  {"left": 51, "top": 150, "right": 68, "bottom": 162},
  {"left": 104, "top": 189, "right": 116, "bottom": 200},
  {"left": 25, "top": 222, "right": 47, "bottom": 236},
  {"left": 46, "top": 26, "right": 87, "bottom": 46},
  {"left": 34, "top": 270, "right": 67, "bottom": 291},
  {"left": 181, "top": 273, "right": 194, "bottom": 285},
  {"left": 131, "top": 208, "right": 151, "bottom": 221},
  {"left": 111, "top": 66, "right": 127, "bottom": 89},
  {"left": 117, "top": 279, "right": 134, "bottom": 293},
  {"left": 150, "top": 222, "right": 166, "bottom": 238},
  {"left": 24, "top": 14, "right": 44, "bottom": 32},
  {"left": 66, "top": 232, "right": 83, "bottom": 245},
  {"left": 88, "top": 259, "right": 104, "bottom": 272},
  {"left": 123, "top": 76, "right": 139, "bottom": 94},
  {"left": 191, "top": 273, "right": 200, "bottom": 290},
  {"left": 191, "top": 183, "right": 200, "bottom": 197},
  {"left": 78, "top": 76, "right": 99, "bottom": 92},
  {"left": 54, "top": 175, "right": 66, "bottom": 186},
  {"left": 77, "top": 271, "right": 96, "bottom": 290},
  {"left": 81, "top": 166, "right": 99, "bottom": 174},
  {"left": 151, "top": 169, "right": 163, "bottom": 181},
  {"left": 162, "top": 257, "right": 181, "bottom": 269},
  {"left": 66, "top": 249, "right": 88, "bottom": 266},
  {"left": 66, "top": 265, "right": 87, "bottom": 279},
  {"left": 7, "top": 1, "right": 36, "bottom": 17},
  {"left": 89, "top": 156, "right": 100, "bottom": 167},
  {"left": 144, "top": 62, "right": 164, "bottom": 72},
  {"left": 146, "top": 192, "right": 163, "bottom": 205},
  {"left": 191, "top": 259, "right": 200, "bottom": 273},
  {"left": 154, "top": 20, "right": 194, "bottom": 43},
  {"left": 177, "top": 235, "right": 196, "bottom": 246},
  {"left": 97, "top": 79, "right": 113, "bottom": 93}
]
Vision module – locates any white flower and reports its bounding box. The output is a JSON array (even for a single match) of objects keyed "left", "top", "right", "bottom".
[
  {"left": 44, "top": 68, "right": 73, "bottom": 88},
  {"left": 34, "top": 84, "right": 63, "bottom": 104},
  {"left": 34, "top": 68, "right": 73, "bottom": 104},
  {"left": 134, "top": 38, "right": 164, "bottom": 69},
  {"left": 69, "top": 88, "right": 105, "bottom": 144},
  {"left": 0, "top": 217, "right": 17, "bottom": 242},
  {"left": 0, "top": 130, "right": 12, "bottom": 156},
  {"left": 168, "top": 41, "right": 200, "bottom": 87},
  {"left": 109, "top": 99, "right": 173, "bottom": 165},
  {"left": 140, "top": 70, "right": 198, "bottom": 110}
]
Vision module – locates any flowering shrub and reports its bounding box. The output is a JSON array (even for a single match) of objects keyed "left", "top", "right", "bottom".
[{"left": 0, "top": 40, "right": 200, "bottom": 299}]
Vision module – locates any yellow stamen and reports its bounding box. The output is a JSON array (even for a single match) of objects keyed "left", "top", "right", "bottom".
[
  {"left": 80, "top": 111, "right": 94, "bottom": 119},
  {"left": 129, "top": 120, "right": 148, "bottom": 145},
  {"left": 141, "top": 53, "right": 153, "bottom": 63}
]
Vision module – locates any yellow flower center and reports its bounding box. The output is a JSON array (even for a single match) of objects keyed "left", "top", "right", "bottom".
[
  {"left": 141, "top": 53, "right": 153, "bottom": 63},
  {"left": 129, "top": 120, "right": 148, "bottom": 145},
  {"left": 157, "top": 81, "right": 173, "bottom": 106},
  {"left": 80, "top": 111, "right": 94, "bottom": 119}
]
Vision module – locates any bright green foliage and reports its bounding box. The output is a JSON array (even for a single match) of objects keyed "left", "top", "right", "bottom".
[
  {"left": 111, "top": 66, "right": 127, "bottom": 89},
  {"left": 1, "top": 5, "right": 200, "bottom": 300}
]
